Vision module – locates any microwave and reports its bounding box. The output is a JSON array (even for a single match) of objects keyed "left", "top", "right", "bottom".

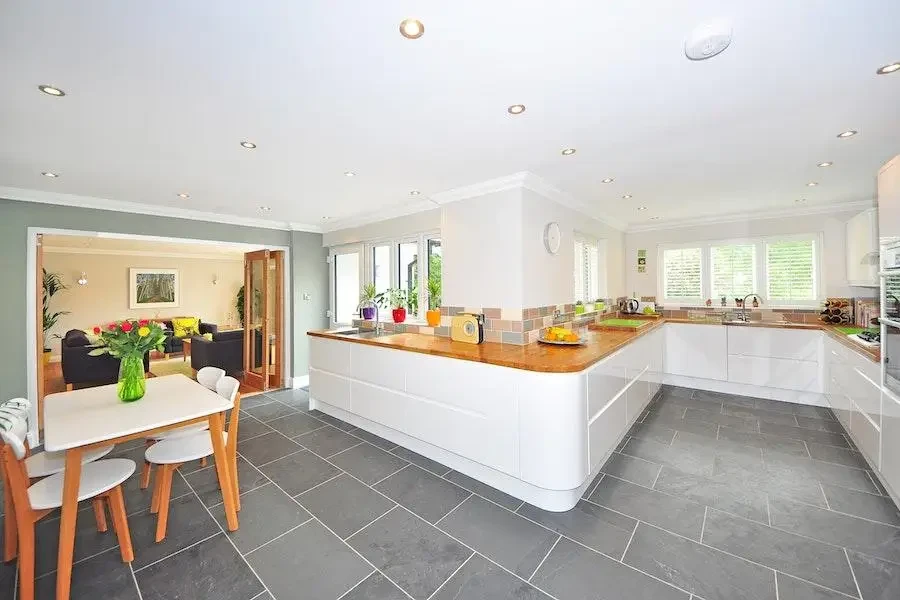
[{"left": 883, "top": 241, "right": 900, "bottom": 271}]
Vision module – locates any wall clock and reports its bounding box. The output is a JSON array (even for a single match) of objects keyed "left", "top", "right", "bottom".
[{"left": 543, "top": 222, "right": 561, "bottom": 255}]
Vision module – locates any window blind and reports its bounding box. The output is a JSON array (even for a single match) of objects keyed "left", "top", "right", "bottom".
[
  {"left": 663, "top": 248, "right": 702, "bottom": 300},
  {"left": 710, "top": 244, "right": 755, "bottom": 299},
  {"left": 574, "top": 238, "right": 603, "bottom": 302},
  {"left": 766, "top": 240, "right": 816, "bottom": 302}
]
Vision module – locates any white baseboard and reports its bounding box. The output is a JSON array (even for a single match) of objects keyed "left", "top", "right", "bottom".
[
  {"left": 662, "top": 374, "right": 829, "bottom": 407},
  {"left": 292, "top": 375, "right": 309, "bottom": 388}
]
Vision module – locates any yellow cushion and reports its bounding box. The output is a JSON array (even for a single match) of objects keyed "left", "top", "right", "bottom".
[
  {"left": 202, "top": 332, "right": 214, "bottom": 341},
  {"left": 172, "top": 317, "right": 200, "bottom": 338}
]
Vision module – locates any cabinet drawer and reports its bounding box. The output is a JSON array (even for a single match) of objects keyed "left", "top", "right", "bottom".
[
  {"left": 626, "top": 368, "right": 651, "bottom": 424},
  {"left": 881, "top": 389, "right": 900, "bottom": 501},
  {"left": 727, "top": 356, "right": 821, "bottom": 392},
  {"left": 665, "top": 324, "right": 728, "bottom": 380},
  {"left": 846, "top": 366, "right": 883, "bottom": 427},
  {"left": 309, "top": 368, "right": 351, "bottom": 410},
  {"left": 589, "top": 390, "right": 627, "bottom": 471},
  {"left": 587, "top": 361, "right": 627, "bottom": 420},
  {"left": 309, "top": 337, "right": 352, "bottom": 376},
  {"left": 727, "top": 327, "right": 821, "bottom": 361},
  {"left": 850, "top": 407, "right": 880, "bottom": 471}
]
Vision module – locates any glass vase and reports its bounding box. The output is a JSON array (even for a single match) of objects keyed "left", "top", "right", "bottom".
[{"left": 117, "top": 352, "right": 146, "bottom": 402}]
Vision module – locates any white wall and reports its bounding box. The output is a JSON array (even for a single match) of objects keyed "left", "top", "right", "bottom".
[
  {"left": 323, "top": 209, "right": 441, "bottom": 246},
  {"left": 43, "top": 251, "right": 244, "bottom": 356},
  {"left": 625, "top": 208, "right": 877, "bottom": 303},
  {"left": 442, "top": 189, "right": 524, "bottom": 308}
]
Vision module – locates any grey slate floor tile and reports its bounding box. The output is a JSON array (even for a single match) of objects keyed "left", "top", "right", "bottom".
[
  {"left": 589, "top": 475, "right": 706, "bottom": 540},
  {"left": 236, "top": 416, "right": 275, "bottom": 443},
  {"left": 134, "top": 533, "right": 264, "bottom": 600},
  {"left": 237, "top": 431, "right": 303, "bottom": 466},
  {"left": 329, "top": 441, "right": 410, "bottom": 485},
  {"left": 701, "top": 509, "right": 858, "bottom": 596},
  {"left": 266, "top": 411, "right": 327, "bottom": 438},
  {"left": 431, "top": 554, "right": 552, "bottom": 600},
  {"left": 258, "top": 448, "right": 341, "bottom": 496},
  {"left": 531, "top": 537, "right": 689, "bottom": 600},
  {"left": 846, "top": 550, "right": 900, "bottom": 600},
  {"left": 309, "top": 409, "right": 358, "bottom": 431},
  {"left": 347, "top": 508, "right": 472, "bottom": 600},
  {"left": 35, "top": 547, "right": 140, "bottom": 600},
  {"left": 440, "top": 495, "right": 559, "bottom": 578},
  {"left": 297, "top": 473, "right": 396, "bottom": 539},
  {"left": 247, "top": 520, "right": 372, "bottom": 600},
  {"left": 806, "top": 442, "right": 870, "bottom": 469},
  {"left": 652, "top": 466, "right": 769, "bottom": 523},
  {"left": 774, "top": 572, "right": 852, "bottom": 600},
  {"left": 757, "top": 421, "right": 850, "bottom": 447},
  {"left": 295, "top": 425, "right": 363, "bottom": 458},
  {"left": 820, "top": 483, "right": 900, "bottom": 525},
  {"left": 621, "top": 435, "right": 715, "bottom": 476},
  {"left": 600, "top": 452, "right": 662, "bottom": 488},
  {"left": 389, "top": 446, "right": 452, "bottom": 476},
  {"left": 349, "top": 427, "right": 399, "bottom": 451},
  {"left": 517, "top": 499, "right": 636, "bottom": 558},
  {"left": 243, "top": 400, "right": 298, "bottom": 422},
  {"left": 717, "top": 426, "right": 811, "bottom": 457},
  {"left": 185, "top": 455, "right": 270, "bottom": 508},
  {"left": 127, "top": 492, "right": 222, "bottom": 570},
  {"left": 342, "top": 572, "right": 408, "bottom": 600},
  {"left": 213, "top": 483, "right": 311, "bottom": 553},
  {"left": 443, "top": 469, "right": 524, "bottom": 511},
  {"left": 623, "top": 522, "right": 776, "bottom": 600},
  {"left": 373, "top": 464, "right": 472, "bottom": 524}
]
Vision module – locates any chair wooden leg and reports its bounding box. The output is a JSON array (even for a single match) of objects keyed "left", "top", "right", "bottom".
[
  {"left": 57, "top": 448, "right": 83, "bottom": 600},
  {"left": 65, "top": 383, "right": 73, "bottom": 392},
  {"left": 107, "top": 486, "right": 133, "bottom": 562},
  {"left": 154, "top": 465, "right": 174, "bottom": 542},
  {"left": 3, "top": 508, "right": 17, "bottom": 562},
  {"left": 91, "top": 498, "right": 108, "bottom": 532},
  {"left": 200, "top": 457, "right": 208, "bottom": 468},
  {"left": 140, "top": 440, "right": 155, "bottom": 490},
  {"left": 232, "top": 456, "right": 241, "bottom": 512},
  {"left": 16, "top": 520, "right": 35, "bottom": 600},
  {"left": 150, "top": 465, "right": 163, "bottom": 514}
]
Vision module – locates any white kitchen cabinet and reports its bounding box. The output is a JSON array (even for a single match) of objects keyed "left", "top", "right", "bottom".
[
  {"left": 851, "top": 407, "right": 880, "bottom": 470},
  {"left": 727, "top": 327, "right": 821, "bottom": 362},
  {"left": 727, "top": 355, "right": 821, "bottom": 392},
  {"left": 881, "top": 389, "right": 900, "bottom": 503},
  {"left": 665, "top": 324, "right": 728, "bottom": 381},
  {"left": 846, "top": 208, "right": 879, "bottom": 287},
  {"left": 878, "top": 154, "right": 900, "bottom": 241}
]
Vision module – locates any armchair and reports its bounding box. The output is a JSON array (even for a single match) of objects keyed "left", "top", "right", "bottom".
[
  {"left": 61, "top": 330, "right": 150, "bottom": 390},
  {"left": 189, "top": 329, "right": 243, "bottom": 375}
]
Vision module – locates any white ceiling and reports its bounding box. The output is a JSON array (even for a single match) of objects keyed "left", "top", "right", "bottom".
[{"left": 1, "top": 1, "right": 898, "bottom": 232}]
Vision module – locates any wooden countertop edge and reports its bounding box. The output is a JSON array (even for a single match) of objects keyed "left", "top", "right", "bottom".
[{"left": 308, "top": 318, "right": 878, "bottom": 373}]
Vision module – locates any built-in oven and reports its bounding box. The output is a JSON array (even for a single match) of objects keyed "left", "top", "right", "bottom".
[{"left": 883, "top": 264, "right": 900, "bottom": 396}]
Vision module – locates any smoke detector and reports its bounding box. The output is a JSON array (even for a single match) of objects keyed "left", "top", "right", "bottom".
[{"left": 685, "top": 19, "right": 733, "bottom": 60}]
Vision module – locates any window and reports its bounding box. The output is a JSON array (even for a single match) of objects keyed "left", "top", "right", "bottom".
[
  {"left": 662, "top": 247, "right": 702, "bottom": 302},
  {"left": 658, "top": 234, "right": 821, "bottom": 307},
  {"left": 332, "top": 250, "right": 360, "bottom": 325},
  {"left": 372, "top": 245, "right": 390, "bottom": 295},
  {"left": 574, "top": 236, "right": 606, "bottom": 303},
  {"left": 398, "top": 241, "right": 418, "bottom": 312},
  {"left": 710, "top": 244, "right": 755, "bottom": 300},
  {"left": 766, "top": 239, "right": 816, "bottom": 303},
  {"left": 426, "top": 237, "right": 442, "bottom": 310}
]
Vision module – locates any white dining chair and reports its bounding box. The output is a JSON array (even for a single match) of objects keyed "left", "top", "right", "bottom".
[
  {"left": 138, "top": 367, "right": 226, "bottom": 489},
  {"left": 0, "top": 405, "right": 136, "bottom": 600},
  {"left": 145, "top": 376, "right": 241, "bottom": 541},
  {"left": 0, "top": 398, "right": 114, "bottom": 562}
]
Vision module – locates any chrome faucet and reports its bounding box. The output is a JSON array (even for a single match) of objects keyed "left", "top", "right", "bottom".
[
  {"left": 738, "top": 294, "right": 762, "bottom": 322},
  {"left": 357, "top": 299, "right": 382, "bottom": 335}
]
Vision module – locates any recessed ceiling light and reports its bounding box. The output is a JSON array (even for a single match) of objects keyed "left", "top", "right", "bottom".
[
  {"left": 637, "top": 206, "right": 647, "bottom": 211},
  {"left": 410, "top": 190, "right": 421, "bottom": 196},
  {"left": 806, "top": 182, "right": 818, "bottom": 187},
  {"left": 177, "top": 193, "right": 190, "bottom": 199},
  {"left": 322, "top": 216, "right": 331, "bottom": 221},
  {"left": 649, "top": 216, "right": 660, "bottom": 220},
  {"left": 258, "top": 205, "right": 271, "bottom": 212},
  {"left": 817, "top": 161, "right": 833, "bottom": 168},
  {"left": 561, "top": 148, "right": 576, "bottom": 156},
  {"left": 41, "top": 171, "right": 59, "bottom": 178},
  {"left": 344, "top": 171, "right": 356, "bottom": 177},
  {"left": 601, "top": 177, "right": 614, "bottom": 184},
  {"left": 240, "top": 141, "right": 257, "bottom": 149},
  {"left": 795, "top": 198, "right": 807, "bottom": 203},
  {"left": 507, "top": 104, "right": 526, "bottom": 115},
  {"left": 38, "top": 85, "right": 65, "bottom": 97},
  {"left": 836, "top": 130, "right": 858, "bottom": 138},
  {"left": 622, "top": 194, "right": 632, "bottom": 199},
  {"left": 876, "top": 62, "right": 900, "bottom": 75},
  {"left": 399, "top": 18, "right": 424, "bottom": 39}
]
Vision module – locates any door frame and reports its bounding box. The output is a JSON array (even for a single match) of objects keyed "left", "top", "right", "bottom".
[{"left": 25, "top": 226, "right": 292, "bottom": 446}]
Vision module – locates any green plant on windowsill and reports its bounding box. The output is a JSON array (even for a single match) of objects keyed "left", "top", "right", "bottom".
[
  {"left": 378, "top": 288, "right": 409, "bottom": 323},
  {"left": 426, "top": 278, "right": 442, "bottom": 326},
  {"left": 359, "top": 283, "right": 378, "bottom": 319},
  {"left": 574, "top": 300, "right": 585, "bottom": 315},
  {"left": 594, "top": 298, "right": 606, "bottom": 312}
]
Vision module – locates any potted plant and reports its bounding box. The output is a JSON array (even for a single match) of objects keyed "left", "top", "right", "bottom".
[
  {"left": 594, "top": 298, "right": 606, "bottom": 312},
  {"left": 359, "top": 283, "right": 378, "bottom": 320},
  {"left": 42, "top": 269, "right": 70, "bottom": 364},
  {"left": 426, "top": 278, "right": 442, "bottom": 327},
  {"left": 574, "top": 300, "right": 585, "bottom": 315},
  {"left": 236, "top": 285, "right": 262, "bottom": 326},
  {"left": 87, "top": 320, "right": 166, "bottom": 402},
  {"left": 380, "top": 288, "right": 408, "bottom": 323}
]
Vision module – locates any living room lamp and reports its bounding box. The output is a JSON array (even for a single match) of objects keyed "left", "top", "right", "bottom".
[{"left": 76, "top": 272, "right": 88, "bottom": 286}]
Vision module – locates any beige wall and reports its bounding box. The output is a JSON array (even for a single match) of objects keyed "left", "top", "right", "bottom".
[{"left": 43, "top": 252, "right": 244, "bottom": 356}]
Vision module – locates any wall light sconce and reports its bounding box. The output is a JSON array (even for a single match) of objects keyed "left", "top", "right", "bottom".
[
  {"left": 77, "top": 272, "right": 88, "bottom": 286},
  {"left": 212, "top": 275, "right": 218, "bottom": 286}
]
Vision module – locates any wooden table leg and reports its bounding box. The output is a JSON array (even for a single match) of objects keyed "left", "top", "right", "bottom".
[
  {"left": 208, "top": 414, "right": 238, "bottom": 531},
  {"left": 57, "top": 448, "right": 83, "bottom": 600}
]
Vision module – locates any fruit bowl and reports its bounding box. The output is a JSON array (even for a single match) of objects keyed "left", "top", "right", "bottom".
[{"left": 538, "top": 327, "right": 586, "bottom": 346}]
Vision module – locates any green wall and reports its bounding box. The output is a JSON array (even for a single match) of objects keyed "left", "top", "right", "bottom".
[{"left": 0, "top": 198, "right": 327, "bottom": 397}]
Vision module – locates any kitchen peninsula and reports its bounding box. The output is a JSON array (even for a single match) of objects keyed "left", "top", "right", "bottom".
[{"left": 308, "top": 318, "right": 883, "bottom": 511}]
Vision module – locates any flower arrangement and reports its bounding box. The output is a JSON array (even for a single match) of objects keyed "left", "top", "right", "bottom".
[{"left": 88, "top": 320, "right": 167, "bottom": 401}]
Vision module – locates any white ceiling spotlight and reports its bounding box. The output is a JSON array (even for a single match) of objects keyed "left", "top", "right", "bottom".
[
  {"left": 410, "top": 189, "right": 421, "bottom": 195},
  {"left": 258, "top": 205, "right": 271, "bottom": 212},
  {"left": 684, "top": 19, "right": 733, "bottom": 61},
  {"left": 240, "top": 141, "right": 257, "bottom": 149},
  {"left": 622, "top": 194, "right": 632, "bottom": 199},
  {"left": 876, "top": 62, "right": 900, "bottom": 75},
  {"left": 344, "top": 171, "right": 356, "bottom": 177},
  {"left": 836, "top": 130, "right": 858, "bottom": 138},
  {"left": 795, "top": 198, "right": 807, "bottom": 203},
  {"left": 38, "top": 85, "right": 65, "bottom": 97},
  {"left": 806, "top": 182, "right": 818, "bottom": 187},
  {"left": 507, "top": 104, "right": 526, "bottom": 115},
  {"left": 601, "top": 177, "right": 614, "bottom": 183},
  {"left": 399, "top": 18, "right": 424, "bottom": 39},
  {"left": 637, "top": 206, "right": 648, "bottom": 211},
  {"left": 817, "top": 161, "right": 833, "bottom": 168},
  {"left": 561, "top": 148, "right": 576, "bottom": 156},
  {"left": 177, "top": 193, "right": 190, "bottom": 199},
  {"left": 649, "top": 216, "right": 660, "bottom": 220},
  {"left": 41, "top": 171, "right": 59, "bottom": 178}
]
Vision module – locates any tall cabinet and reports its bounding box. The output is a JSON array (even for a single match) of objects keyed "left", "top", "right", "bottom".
[
  {"left": 846, "top": 208, "right": 879, "bottom": 287},
  {"left": 878, "top": 155, "right": 900, "bottom": 242}
]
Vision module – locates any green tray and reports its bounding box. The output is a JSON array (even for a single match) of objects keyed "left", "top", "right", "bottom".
[
  {"left": 600, "top": 319, "right": 652, "bottom": 328},
  {"left": 833, "top": 326, "right": 878, "bottom": 335}
]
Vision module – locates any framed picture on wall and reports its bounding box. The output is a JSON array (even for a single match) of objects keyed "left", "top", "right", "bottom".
[{"left": 129, "top": 268, "right": 180, "bottom": 309}]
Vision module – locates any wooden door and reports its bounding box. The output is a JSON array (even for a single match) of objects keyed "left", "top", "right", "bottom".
[
  {"left": 243, "top": 250, "right": 269, "bottom": 390},
  {"left": 36, "top": 234, "right": 45, "bottom": 427}
]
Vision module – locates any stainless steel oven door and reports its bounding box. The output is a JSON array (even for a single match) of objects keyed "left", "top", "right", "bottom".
[{"left": 885, "top": 318, "right": 900, "bottom": 397}]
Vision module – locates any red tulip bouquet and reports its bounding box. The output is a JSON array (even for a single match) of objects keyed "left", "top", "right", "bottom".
[{"left": 88, "top": 320, "right": 166, "bottom": 401}]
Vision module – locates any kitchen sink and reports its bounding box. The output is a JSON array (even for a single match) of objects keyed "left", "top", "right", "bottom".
[{"left": 327, "top": 328, "right": 390, "bottom": 339}]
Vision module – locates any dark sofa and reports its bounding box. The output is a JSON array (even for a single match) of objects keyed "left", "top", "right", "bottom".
[
  {"left": 190, "top": 329, "right": 244, "bottom": 374},
  {"left": 61, "top": 329, "right": 150, "bottom": 390},
  {"left": 159, "top": 319, "right": 217, "bottom": 356}
]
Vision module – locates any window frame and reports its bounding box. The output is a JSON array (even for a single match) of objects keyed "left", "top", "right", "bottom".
[
  {"left": 573, "top": 232, "right": 607, "bottom": 304},
  {"left": 657, "top": 233, "right": 823, "bottom": 308},
  {"left": 328, "top": 243, "right": 364, "bottom": 327}
]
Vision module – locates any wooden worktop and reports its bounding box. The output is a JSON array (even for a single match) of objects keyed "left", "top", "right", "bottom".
[{"left": 308, "top": 318, "right": 878, "bottom": 374}]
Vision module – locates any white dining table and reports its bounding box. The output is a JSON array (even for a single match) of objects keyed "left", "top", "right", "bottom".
[{"left": 42, "top": 374, "right": 239, "bottom": 600}]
